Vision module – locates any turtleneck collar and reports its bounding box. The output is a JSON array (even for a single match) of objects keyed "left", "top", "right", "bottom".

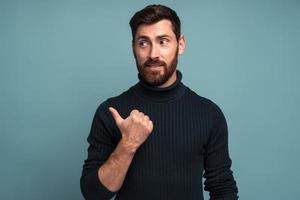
[{"left": 132, "top": 70, "right": 186, "bottom": 103}]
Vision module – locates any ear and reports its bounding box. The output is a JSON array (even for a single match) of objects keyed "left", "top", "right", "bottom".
[{"left": 178, "top": 35, "right": 186, "bottom": 55}]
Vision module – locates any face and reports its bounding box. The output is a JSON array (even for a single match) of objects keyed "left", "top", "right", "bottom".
[{"left": 133, "top": 19, "right": 185, "bottom": 87}]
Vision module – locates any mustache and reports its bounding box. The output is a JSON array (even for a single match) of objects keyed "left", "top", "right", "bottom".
[{"left": 143, "top": 59, "right": 167, "bottom": 67}]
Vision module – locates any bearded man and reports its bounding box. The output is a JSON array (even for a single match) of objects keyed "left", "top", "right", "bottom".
[{"left": 80, "top": 4, "right": 238, "bottom": 200}]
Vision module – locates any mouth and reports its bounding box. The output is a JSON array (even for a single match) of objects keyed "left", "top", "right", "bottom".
[{"left": 145, "top": 65, "right": 164, "bottom": 70}]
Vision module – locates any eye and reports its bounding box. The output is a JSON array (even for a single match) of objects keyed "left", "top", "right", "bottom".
[
  {"left": 138, "top": 40, "right": 149, "bottom": 48},
  {"left": 159, "top": 38, "right": 169, "bottom": 45}
]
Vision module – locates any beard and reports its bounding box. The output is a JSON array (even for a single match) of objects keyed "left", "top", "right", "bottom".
[{"left": 134, "top": 48, "right": 178, "bottom": 87}]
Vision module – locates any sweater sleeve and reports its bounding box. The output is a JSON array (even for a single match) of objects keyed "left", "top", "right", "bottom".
[
  {"left": 80, "top": 101, "right": 118, "bottom": 200},
  {"left": 203, "top": 102, "right": 238, "bottom": 200}
]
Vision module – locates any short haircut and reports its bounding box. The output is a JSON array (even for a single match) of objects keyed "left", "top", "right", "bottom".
[{"left": 129, "top": 4, "right": 181, "bottom": 42}]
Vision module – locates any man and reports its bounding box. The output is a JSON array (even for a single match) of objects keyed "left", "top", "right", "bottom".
[{"left": 80, "top": 4, "right": 238, "bottom": 200}]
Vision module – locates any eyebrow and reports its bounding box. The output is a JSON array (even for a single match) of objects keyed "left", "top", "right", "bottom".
[
  {"left": 157, "top": 35, "right": 172, "bottom": 40},
  {"left": 135, "top": 34, "right": 172, "bottom": 41},
  {"left": 136, "top": 36, "right": 149, "bottom": 41}
]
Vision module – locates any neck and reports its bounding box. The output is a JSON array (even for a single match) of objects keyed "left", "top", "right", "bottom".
[{"left": 133, "top": 69, "right": 186, "bottom": 103}]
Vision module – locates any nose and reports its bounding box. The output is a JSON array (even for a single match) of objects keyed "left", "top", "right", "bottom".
[{"left": 149, "top": 44, "right": 160, "bottom": 59}]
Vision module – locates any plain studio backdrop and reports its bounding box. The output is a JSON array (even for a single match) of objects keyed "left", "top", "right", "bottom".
[{"left": 1, "top": 0, "right": 299, "bottom": 199}]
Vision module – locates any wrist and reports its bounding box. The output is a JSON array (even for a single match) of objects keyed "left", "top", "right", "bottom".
[{"left": 119, "top": 138, "right": 138, "bottom": 155}]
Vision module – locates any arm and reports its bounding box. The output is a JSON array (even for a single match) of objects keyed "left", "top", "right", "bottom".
[
  {"left": 81, "top": 139, "right": 136, "bottom": 200},
  {"left": 80, "top": 102, "right": 118, "bottom": 200},
  {"left": 203, "top": 102, "right": 238, "bottom": 200},
  {"left": 98, "top": 138, "right": 136, "bottom": 192},
  {"left": 80, "top": 102, "right": 153, "bottom": 200}
]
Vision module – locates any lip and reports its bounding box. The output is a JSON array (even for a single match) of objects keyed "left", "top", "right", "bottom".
[{"left": 146, "top": 65, "right": 163, "bottom": 69}]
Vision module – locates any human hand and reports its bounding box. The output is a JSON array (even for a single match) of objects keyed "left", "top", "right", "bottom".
[{"left": 109, "top": 107, "right": 153, "bottom": 150}]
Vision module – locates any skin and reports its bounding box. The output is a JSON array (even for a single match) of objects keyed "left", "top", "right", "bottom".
[
  {"left": 98, "top": 19, "right": 186, "bottom": 192},
  {"left": 133, "top": 19, "right": 185, "bottom": 87}
]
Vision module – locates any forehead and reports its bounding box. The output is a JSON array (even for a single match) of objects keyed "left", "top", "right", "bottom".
[{"left": 135, "top": 19, "right": 175, "bottom": 39}]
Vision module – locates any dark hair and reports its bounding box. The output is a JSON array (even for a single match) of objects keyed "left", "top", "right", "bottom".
[{"left": 129, "top": 4, "right": 181, "bottom": 42}]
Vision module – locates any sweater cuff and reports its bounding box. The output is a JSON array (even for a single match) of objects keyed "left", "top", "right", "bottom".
[
  {"left": 210, "top": 194, "right": 239, "bottom": 200},
  {"left": 81, "top": 170, "right": 116, "bottom": 200}
]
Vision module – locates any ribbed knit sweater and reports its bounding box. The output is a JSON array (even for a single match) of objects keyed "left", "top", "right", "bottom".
[{"left": 80, "top": 70, "right": 238, "bottom": 200}]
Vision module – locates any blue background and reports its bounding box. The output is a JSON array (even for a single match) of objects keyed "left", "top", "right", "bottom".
[{"left": 1, "top": 0, "right": 299, "bottom": 199}]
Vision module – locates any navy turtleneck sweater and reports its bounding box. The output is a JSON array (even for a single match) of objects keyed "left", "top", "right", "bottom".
[{"left": 80, "top": 70, "right": 238, "bottom": 200}]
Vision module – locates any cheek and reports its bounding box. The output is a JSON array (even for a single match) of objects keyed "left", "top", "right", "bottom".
[
  {"left": 162, "top": 48, "right": 177, "bottom": 62},
  {"left": 134, "top": 50, "right": 148, "bottom": 64}
]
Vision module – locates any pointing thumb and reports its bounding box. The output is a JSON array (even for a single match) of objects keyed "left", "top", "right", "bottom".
[{"left": 108, "top": 107, "right": 123, "bottom": 126}]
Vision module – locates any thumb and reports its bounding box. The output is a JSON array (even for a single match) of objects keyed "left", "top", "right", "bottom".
[{"left": 108, "top": 107, "right": 123, "bottom": 126}]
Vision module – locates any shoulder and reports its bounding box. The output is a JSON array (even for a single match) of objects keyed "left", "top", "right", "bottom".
[
  {"left": 93, "top": 86, "right": 135, "bottom": 121},
  {"left": 184, "top": 85, "right": 226, "bottom": 120},
  {"left": 184, "top": 85, "right": 221, "bottom": 109}
]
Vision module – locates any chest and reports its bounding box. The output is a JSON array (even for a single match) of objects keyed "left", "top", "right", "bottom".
[{"left": 135, "top": 104, "right": 211, "bottom": 159}]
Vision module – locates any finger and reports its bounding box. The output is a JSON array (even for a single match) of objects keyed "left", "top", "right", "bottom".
[
  {"left": 130, "top": 109, "right": 139, "bottom": 116},
  {"left": 143, "top": 115, "right": 150, "bottom": 122},
  {"left": 141, "top": 115, "right": 149, "bottom": 123},
  {"left": 108, "top": 107, "right": 124, "bottom": 126},
  {"left": 148, "top": 120, "right": 153, "bottom": 131},
  {"left": 137, "top": 112, "right": 144, "bottom": 122},
  {"left": 138, "top": 112, "right": 145, "bottom": 118}
]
